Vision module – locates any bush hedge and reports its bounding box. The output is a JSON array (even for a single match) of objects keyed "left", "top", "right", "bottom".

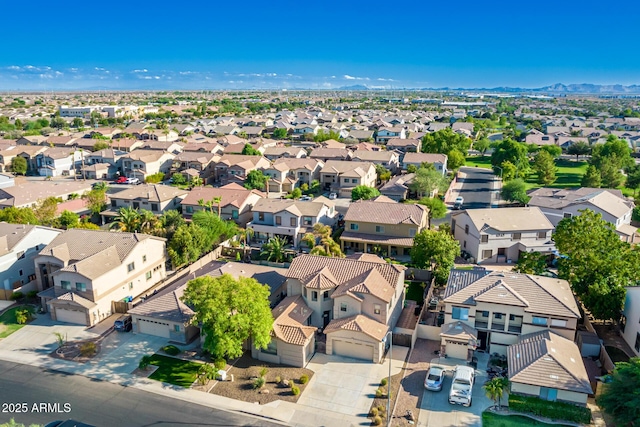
[
  {"left": 508, "top": 394, "right": 591, "bottom": 424},
  {"left": 162, "top": 345, "right": 181, "bottom": 356}
]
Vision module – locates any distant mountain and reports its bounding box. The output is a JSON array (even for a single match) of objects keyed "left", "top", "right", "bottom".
[
  {"left": 419, "top": 83, "right": 640, "bottom": 94},
  {"left": 337, "top": 84, "right": 374, "bottom": 91}
]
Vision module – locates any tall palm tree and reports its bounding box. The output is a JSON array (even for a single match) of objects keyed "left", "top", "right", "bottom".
[
  {"left": 303, "top": 223, "right": 344, "bottom": 257},
  {"left": 212, "top": 196, "right": 222, "bottom": 217},
  {"left": 110, "top": 206, "right": 140, "bottom": 232},
  {"left": 191, "top": 176, "right": 204, "bottom": 187},
  {"left": 238, "top": 227, "right": 255, "bottom": 261},
  {"left": 197, "top": 198, "right": 213, "bottom": 214},
  {"left": 260, "top": 236, "right": 288, "bottom": 263},
  {"left": 483, "top": 377, "right": 509, "bottom": 410},
  {"left": 138, "top": 209, "right": 159, "bottom": 234}
]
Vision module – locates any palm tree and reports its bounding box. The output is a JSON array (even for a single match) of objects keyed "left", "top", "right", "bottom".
[
  {"left": 212, "top": 196, "right": 222, "bottom": 217},
  {"left": 191, "top": 176, "right": 204, "bottom": 187},
  {"left": 197, "top": 198, "right": 213, "bottom": 214},
  {"left": 92, "top": 182, "right": 109, "bottom": 192},
  {"left": 303, "top": 223, "right": 344, "bottom": 257},
  {"left": 260, "top": 236, "right": 288, "bottom": 263},
  {"left": 159, "top": 209, "right": 185, "bottom": 239},
  {"left": 238, "top": 227, "right": 255, "bottom": 261},
  {"left": 138, "top": 209, "right": 159, "bottom": 234},
  {"left": 110, "top": 206, "right": 140, "bottom": 232},
  {"left": 483, "top": 377, "right": 509, "bottom": 410}
]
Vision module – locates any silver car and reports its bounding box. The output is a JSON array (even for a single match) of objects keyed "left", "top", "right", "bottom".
[{"left": 424, "top": 366, "right": 445, "bottom": 391}]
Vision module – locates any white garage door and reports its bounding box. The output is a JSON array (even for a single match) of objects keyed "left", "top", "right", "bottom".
[
  {"left": 446, "top": 342, "right": 469, "bottom": 360},
  {"left": 332, "top": 339, "right": 374, "bottom": 361},
  {"left": 137, "top": 318, "right": 170, "bottom": 338},
  {"left": 55, "top": 308, "right": 87, "bottom": 325}
]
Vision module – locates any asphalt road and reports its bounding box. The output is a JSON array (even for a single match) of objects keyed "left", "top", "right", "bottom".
[
  {"left": 457, "top": 167, "right": 497, "bottom": 209},
  {"left": 0, "top": 361, "right": 282, "bottom": 427}
]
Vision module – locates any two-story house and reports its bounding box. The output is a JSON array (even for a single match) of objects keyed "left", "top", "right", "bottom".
[
  {"left": 262, "top": 162, "right": 297, "bottom": 194},
  {"left": 0, "top": 223, "right": 61, "bottom": 295},
  {"left": 451, "top": 207, "right": 555, "bottom": 264},
  {"left": 320, "top": 160, "right": 376, "bottom": 197},
  {"left": 376, "top": 127, "right": 406, "bottom": 143},
  {"left": 272, "top": 158, "right": 324, "bottom": 187},
  {"left": 180, "top": 183, "right": 264, "bottom": 227},
  {"left": 100, "top": 184, "right": 188, "bottom": 225},
  {"left": 280, "top": 255, "right": 406, "bottom": 362},
  {"left": 262, "top": 147, "right": 308, "bottom": 161},
  {"left": 247, "top": 198, "right": 336, "bottom": 246},
  {"left": 170, "top": 151, "right": 218, "bottom": 183},
  {"left": 309, "top": 147, "right": 352, "bottom": 162},
  {"left": 351, "top": 150, "right": 400, "bottom": 173},
  {"left": 120, "top": 150, "right": 175, "bottom": 180},
  {"left": 379, "top": 173, "right": 416, "bottom": 201},
  {"left": 84, "top": 148, "right": 127, "bottom": 180},
  {"left": 35, "top": 229, "right": 167, "bottom": 326},
  {"left": 213, "top": 154, "right": 271, "bottom": 186},
  {"left": 35, "top": 147, "right": 84, "bottom": 177},
  {"left": 386, "top": 138, "right": 421, "bottom": 153},
  {"left": 341, "top": 196, "right": 428, "bottom": 258},
  {"left": 402, "top": 152, "right": 448, "bottom": 175}
]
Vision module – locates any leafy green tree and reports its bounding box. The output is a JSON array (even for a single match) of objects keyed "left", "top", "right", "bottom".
[
  {"left": 57, "top": 210, "right": 79, "bottom": 229},
  {"left": 500, "top": 178, "right": 530, "bottom": 205},
  {"left": 591, "top": 134, "right": 634, "bottom": 171},
  {"left": 72, "top": 117, "right": 84, "bottom": 128},
  {"left": 499, "top": 160, "right": 518, "bottom": 181},
  {"left": 158, "top": 209, "right": 185, "bottom": 240},
  {"left": 314, "top": 130, "right": 341, "bottom": 142},
  {"left": 10, "top": 156, "right": 28, "bottom": 175},
  {"left": 491, "top": 139, "right": 530, "bottom": 178},
  {"left": 171, "top": 173, "right": 187, "bottom": 186},
  {"left": 539, "top": 144, "right": 562, "bottom": 158},
  {"left": 483, "top": 377, "right": 510, "bottom": 410},
  {"left": 597, "top": 357, "right": 640, "bottom": 426},
  {"left": 167, "top": 224, "right": 205, "bottom": 267},
  {"left": 272, "top": 128, "right": 288, "bottom": 139},
  {"left": 406, "top": 164, "right": 418, "bottom": 173},
  {"left": 191, "top": 210, "right": 238, "bottom": 247},
  {"left": 581, "top": 165, "right": 602, "bottom": 188},
  {"left": 291, "top": 188, "right": 302, "bottom": 199},
  {"left": 599, "top": 157, "right": 626, "bottom": 188},
  {"left": 410, "top": 228, "right": 460, "bottom": 285},
  {"left": 351, "top": 185, "right": 380, "bottom": 201},
  {"left": 260, "top": 236, "right": 289, "bottom": 263},
  {"left": 241, "top": 143, "right": 261, "bottom": 156},
  {"left": 421, "top": 128, "right": 471, "bottom": 154},
  {"left": 182, "top": 274, "right": 273, "bottom": 360},
  {"left": 302, "top": 223, "right": 344, "bottom": 257},
  {"left": 533, "top": 150, "right": 557, "bottom": 185},
  {"left": 375, "top": 164, "right": 391, "bottom": 183},
  {"left": 92, "top": 141, "right": 110, "bottom": 152},
  {"left": 0, "top": 418, "right": 41, "bottom": 427},
  {"left": 33, "top": 197, "right": 60, "bottom": 226},
  {"left": 473, "top": 138, "right": 490, "bottom": 155},
  {"left": 83, "top": 188, "right": 107, "bottom": 216},
  {"left": 0, "top": 207, "right": 39, "bottom": 224},
  {"left": 417, "top": 197, "right": 447, "bottom": 228},
  {"left": 554, "top": 210, "right": 640, "bottom": 321},
  {"left": 567, "top": 141, "right": 591, "bottom": 161},
  {"left": 244, "top": 170, "right": 268, "bottom": 190},
  {"left": 513, "top": 251, "right": 547, "bottom": 275},
  {"left": 409, "top": 166, "right": 447, "bottom": 198},
  {"left": 447, "top": 149, "right": 466, "bottom": 171},
  {"left": 625, "top": 164, "right": 640, "bottom": 196}
]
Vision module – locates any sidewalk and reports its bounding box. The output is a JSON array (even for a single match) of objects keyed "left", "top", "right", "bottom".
[{"left": 444, "top": 172, "right": 466, "bottom": 204}]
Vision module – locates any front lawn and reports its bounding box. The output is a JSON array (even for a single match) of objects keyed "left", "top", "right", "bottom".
[
  {"left": 465, "top": 156, "right": 493, "bottom": 169},
  {"left": 148, "top": 354, "right": 202, "bottom": 387},
  {"left": 526, "top": 159, "right": 588, "bottom": 189},
  {"left": 482, "top": 412, "right": 574, "bottom": 427},
  {"left": 0, "top": 305, "right": 31, "bottom": 339}
]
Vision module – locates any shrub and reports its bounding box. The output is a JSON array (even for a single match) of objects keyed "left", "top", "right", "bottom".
[
  {"left": 80, "top": 342, "right": 97, "bottom": 357},
  {"left": 162, "top": 345, "right": 181, "bottom": 356},
  {"left": 508, "top": 394, "right": 591, "bottom": 424},
  {"left": 377, "top": 405, "right": 386, "bottom": 413},
  {"left": 253, "top": 377, "right": 266, "bottom": 389},
  {"left": 299, "top": 374, "right": 309, "bottom": 384},
  {"left": 275, "top": 375, "right": 282, "bottom": 384},
  {"left": 10, "top": 292, "right": 23, "bottom": 301},
  {"left": 145, "top": 172, "right": 165, "bottom": 184},
  {"left": 373, "top": 415, "right": 382, "bottom": 425},
  {"left": 375, "top": 388, "right": 384, "bottom": 398},
  {"left": 633, "top": 205, "right": 640, "bottom": 223},
  {"left": 259, "top": 367, "right": 268, "bottom": 378},
  {"left": 15, "top": 309, "right": 30, "bottom": 325},
  {"left": 369, "top": 407, "right": 379, "bottom": 417},
  {"left": 138, "top": 355, "right": 153, "bottom": 371},
  {"left": 27, "top": 290, "right": 38, "bottom": 299},
  {"left": 380, "top": 378, "right": 388, "bottom": 387},
  {"left": 291, "top": 385, "right": 300, "bottom": 395},
  {"left": 214, "top": 359, "right": 226, "bottom": 370}
]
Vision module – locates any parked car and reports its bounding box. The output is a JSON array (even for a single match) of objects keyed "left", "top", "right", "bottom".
[
  {"left": 424, "top": 366, "right": 445, "bottom": 391},
  {"left": 45, "top": 421, "right": 95, "bottom": 427},
  {"left": 453, "top": 196, "right": 464, "bottom": 210},
  {"left": 125, "top": 177, "right": 140, "bottom": 185},
  {"left": 448, "top": 365, "right": 475, "bottom": 406},
  {"left": 299, "top": 195, "right": 312, "bottom": 201},
  {"left": 114, "top": 176, "right": 127, "bottom": 184},
  {"left": 329, "top": 192, "right": 337, "bottom": 200},
  {"left": 114, "top": 315, "right": 132, "bottom": 332}
]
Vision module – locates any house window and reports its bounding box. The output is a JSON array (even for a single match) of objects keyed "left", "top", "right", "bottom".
[
  {"left": 303, "top": 288, "right": 307, "bottom": 298},
  {"left": 174, "top": 324, "right": 180, "bottom": 332},
  {"left": 127, "top": 262, "right": 135, "bottom": 272},
  {"left": 532, "top": 316, "right": 548, "bottom": 326},
  {"left": 303, "top": 216, "right": 312, "bottom": 226},
  {"left": 340, "top": 303, "right": 347, "bottom": 312},
  {"left": 537, "top": 231, "right": 546, "bottom": 239},
  {"left": 350, "top": 223, "right": 359, "bottom": 231},
  {"left": 129, "top": 282, "right": 134, "bottom": 289},
  {"left": 374, "top": 304, "right": 381, "bottom": 315},
  {"left": 323, "top": 291, "right": 329, "bottom": 301},
  {"left": 563, "top": 212, "right": 572, "bottom": 219},
  {"left": 290, "top": 217, "right": 297, "bottom": 227},
  {"left": 452, "top": 306, "right": 469, "bottom": 321},
  {"left": 151, "top": 203, "right": 159, "bottom": 211},
  {"left": 76, "top": 282, "right": 87, "bottom": 292},
  {"left": 491, "top": 312, "right": 506, "bottom": 331},
  {"left": 620, "top": 315, "right": 626, "bottom": 333},
  {"left": 16, "top": 251, "right": 25, "bottom": 260},
  {"left": 344, "top": 178, "right": 349, "bottom": 183},
  {"left": 482, "top": 249, "right": 493, "bottom": 259},
  {"left": 61, "top": 280, "right": 71, "bottom": 290},
  {"left": 635, "top": 333, "right": 640, "bottom": 352},
  {"left": 258, "top": 212, "right": 265, "bottom": 221},
  {"left": 133, "top": 202, "right": 140, "bottom": 209},
  {"left": 376, "top": 225, "right": 385, "bottom": 233},
  {"left": 312, "top": 291, "right": 318, "bottom": 301},
  {"left": 465, "top": 225, "right": 469, "bottom": 235},
  {"left": 186, "top": 206, "right": 193, "bottom": 214},
  {"left": 146, "top": 271, "right": 152, "bottom": 280},
  {"left": 143, "top": 255, "right": 147, "bottom": 263},
  {"left": 550, "top": 319, "right": 567, "bottom": 328},
  {"left": 481, "top": 235, "right": 489, "bottom": 243},
  {"left": 409, "top": 228, "right": 417, "bottom": 237},
  {"left": 512, "top": 233, "right": 522, "bottom": 241},
  {"left": 508, "top": 314, "right": 523, "bottom": 333},
  {"left": 275, "top": 216, "right": 281, "bottom": 225},
  {"left": 352, "top": 179, "right": 358, "bottom": 183},
  {"left": 232, "top": 210, "right": 239, "bottom": 219},
  {"left": 111, "top": 200, "right": 117, "bottom": 207},
  {"left": 264, "top": 340, "right": 277, "bottom": 355}
]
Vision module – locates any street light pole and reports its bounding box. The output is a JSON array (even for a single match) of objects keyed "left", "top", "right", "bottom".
[{"left": 385, "top": 330, "right": 393, "bottom": 426}]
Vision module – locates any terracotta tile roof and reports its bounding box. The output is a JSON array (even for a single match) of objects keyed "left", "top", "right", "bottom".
[
  {"left": 345, "top": 253, "right": 387, "bottom": 263},
  {"left": 55, "top": 292, "right": 97, "bottom": 309},
  {"left": 324, "top": 314, "right": 388, "bottom": 341},
  {"left": 340, "top": 231, "right": 415, "bottom": 247},
  {"left": 320, "top": 160, "right": 373, "bottom": 176},
  {"left": 128, "top": 284, "right": 195, "bottom": 323},
  {"left": 303, "top": 266, "right": 338, "bottom": 290},
  {"left": 109, "top": 184, "right": 188, "bottom": 202},
  {"left": 508, "top": 330, "right": 593, "bottom": 395},
  {"left": 271, "top": 295, "right": 316, "bottom": 346},
  {"left": 440, "top": 321, "right": 478, "bottom": 341},
  {"left": 181, "top": 184, "right": 263, "bottom": 209},
  {"left": 344, "top": 199, "right": 427, "bottom": 225},
  {"left": 272, "top": 157, "right": 323, "bottom": 171},
  {"left": 454, "top": 207, "right": 553, "bottom": 233},
  {"left": 250, "top": 198, "right": 330, "bottom": 217},
  {"left": 332, "top": 268, "right": 395, "bottom": 303}
]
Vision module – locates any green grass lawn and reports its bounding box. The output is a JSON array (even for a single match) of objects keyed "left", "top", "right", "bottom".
[
  {"left": 148, "top": 354, "right": 202, "bottom": 387},
  {"left": 405, "top": 281, "right": 425, "bottom": 302},
  {"left": 0, "top": 305, "right": 30, "bottom": 339},
  {"left": 526, "top": 159, "right": 588, "bottom": 190},
  {"left": 465, "top": 156, "right": 493, "bottom": 169},
  {"left": 482, "top": 412, "right": 574, "bottom": 427}
]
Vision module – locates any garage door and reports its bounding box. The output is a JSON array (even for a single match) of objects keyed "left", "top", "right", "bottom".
[
  {"left": 446, "top": 342, "right": 469, "bottom": 360},
  {"left": 137, "top": 318, "right": 170, "bottom": 338},
  {"left": 55, "top": 308, "right": 87, "bottom": 325},
  {"left": 332, "top": 339, "right": 374, "bottom": 361}
]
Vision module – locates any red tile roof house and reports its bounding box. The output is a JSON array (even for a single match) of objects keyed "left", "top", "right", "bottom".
[{"left": 180, "top": 183, "right": 264, "bottom": 227}]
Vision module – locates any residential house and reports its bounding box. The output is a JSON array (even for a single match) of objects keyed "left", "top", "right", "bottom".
[
  {"left": 120, "top": 150, "right": 175, "bottom": 180},
  {"left": 556, "top": 136, "right": 589, "bottom": 150},
  {"left": 0, "top": 180, "right": 94, "bottom": 209},
  {"left": 387, "top": 138, "right": 421, "bottom": 153},
  {"left": 213, "top": 154, "right": 270, "bottom": 186},
  {"left": 348, "top": 130, "right": 375, "bottom": 141},
  {"left": 263, "top": 146, "right": 307, "bottom": 161},
  {"left": 110, "top": 138, "right": 144, "bottom": 152},
  {"left": 285, "top": 255, "right": 406, "bottom": 362},
  {"left": 35, "top": 148, "right": 84, "bottom": 177},
  {"left": 84, "top": 148, "right": 126, "bottom": 179},
  {"left": 402, "top": 152, "right": 448, "bottom": 175},
  {"left": 247, "top": 198, "right": 336, "bottom": 246},
  {"left": 0, "top": 223, "right": 62, "bottom": 295},
  {"left": 262, "top": 162, "right": 297, "bottom": 193},
  {"left": 351, "top": 142, "right": 380, "bottom": 152},
  {"left": 351, "top": 150, "right": 400, "bottom": 173},
  {"left": 525, "top": 134, "right": 555, "bottom": 146},
  {"left": 170, "top": 151, "right": 217, "bottom": 182},
  {"left": 35, "top": 229, "right": 167, "bottom": 326},
  {"left": 101, "top": 184, "right": 188, "bottom": 225},
  {"left": 452, "top": 122, "right": 474, "bottom": 136},
  {"left": 442, "top": 269, "right": 580, "bottom": 358},
  {"left": 180, "top": 183, "right": 264, "bottom": 226},
  {"left": 16, "top": 135, "right": 48, "bottom": 146},
  {"left": 451, "top": 207, "right": 555, "bottom": 264},
  {"left": 272, "top": 158, "right": 324, "bottom": 187},
  {"left": 376, "top": 127, "right": 406, "bottom": 143},
  {"left": 508, "top": 330, "right": 593, "bottom": 405},
  {"left": 621, "top": 286, "right": 640, "bottom": 357},
  {"left": 240, "top": 126, "right": 264, "bottom": 138},
  {"left": 293, "top": 124, "right": 320, "bottom": 136},
  {"left": 309, "top": 147, "right": 352, "bottom": 162},
  {"left": 13, "top": 146, "right": 50, "bottom": 174},
  {"left": 379, "top": 173, "right": 415, "bottom": 201},
  {"left": 137, "top": 139, "right": 183, "bottom": 153},
  {"left": 341, "top": 197, "right": 428, "bottom": 257},
  {"left": 320, "top": 160, "right": 377, "bottom": 197}
]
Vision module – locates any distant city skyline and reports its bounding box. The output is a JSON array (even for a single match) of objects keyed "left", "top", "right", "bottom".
[{"left": 2, "top": 1, "right": 639, "bottom": 90}]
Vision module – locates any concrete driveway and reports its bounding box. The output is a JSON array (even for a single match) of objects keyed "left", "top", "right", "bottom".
[
  {"left": 96, "top": 331, "right": 167, "bottom": 374},
  {"left": 297, "top": 348, "right": 408, "bottom": 424},
  {"left": 417, "top": 354, "right": 493, "bottom": 427}
]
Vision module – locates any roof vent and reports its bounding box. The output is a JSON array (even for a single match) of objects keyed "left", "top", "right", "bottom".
[{"left": 550, "top": 375, "right": 559, "bottom": 380}]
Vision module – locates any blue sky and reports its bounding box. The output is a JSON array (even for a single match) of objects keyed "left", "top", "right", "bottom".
[{"left": 1, "top": 0, "right": 639, "bottom": 90}]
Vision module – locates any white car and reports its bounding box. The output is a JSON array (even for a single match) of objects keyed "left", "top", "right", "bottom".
[
  {"left": 453, "top": 196, "right": 464, "bottom": 210},
  {"left": 125, "top": 177, "right": 141, "bottom": 185},
  {"left": 329, "top": 192, "right": 337, "bottom": 200},
  {"left": 448, "top": 365, "right": 475, "bottom": 407},
  {"left": 424, "top": 366, "right": 445, "bottom": 391},
  {"left": 299, "top": 195, "right": 312, "bottom": 201}
]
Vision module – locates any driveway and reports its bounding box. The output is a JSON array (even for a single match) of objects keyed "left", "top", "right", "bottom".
[
  {"left": 416, "top": 353, "right": 493, "bottom": 427},
  {"left": 297, "top": 348, "right": 408, "bottom": 424},
  {"left": 457, "top": 167, "right": 499, "bottom": 209},
  {"left": 95, "top": 331, "right": 168, "bottom": 375}
]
